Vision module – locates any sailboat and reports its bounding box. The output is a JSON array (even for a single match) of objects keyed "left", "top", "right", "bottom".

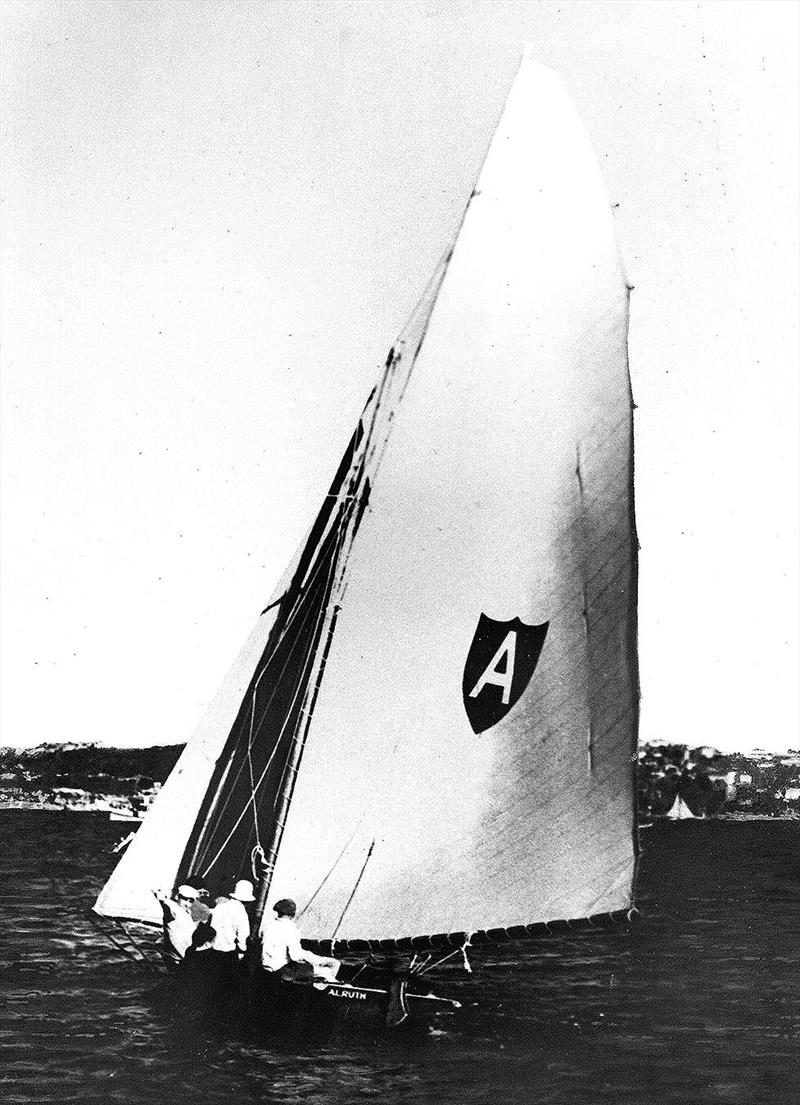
[
  {"left": 664, "top": 795, "right": 696, "bottom": 820},
  {"left": 93, "top": 49, "right": 639, "bottom": 1030}
]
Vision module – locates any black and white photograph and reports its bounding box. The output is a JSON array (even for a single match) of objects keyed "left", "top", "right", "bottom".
[{"left": 1, "top": 2, "right": 798, "bottom": 1103}]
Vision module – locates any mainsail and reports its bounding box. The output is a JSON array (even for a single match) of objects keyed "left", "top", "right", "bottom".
[{"left": 95, "top": 53, "right": 639, "bottom": 946}]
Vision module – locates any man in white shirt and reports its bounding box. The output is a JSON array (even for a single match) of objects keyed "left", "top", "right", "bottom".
[
  {"left": 259, "top": 898, "right": 339, "bottom": 981},
  {"left": 210, "top": 879, "right": 253, "bottom": 956},
  {"left": 154, "top": 884, "right": 203, "bottom": 960}
]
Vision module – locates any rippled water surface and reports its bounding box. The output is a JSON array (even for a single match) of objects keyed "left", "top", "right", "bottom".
[{"left": 2, "top": 812, "right": 798, "bottom": 1104}]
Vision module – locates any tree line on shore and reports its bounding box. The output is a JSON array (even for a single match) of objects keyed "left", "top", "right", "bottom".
[
  {"left": 638, "top": 742, "right": 800, "bottom": 817},
  {"left": 0, "top": 742, "right": 185, "bottom": 796},
  {"left": 2, "top": 741, "right": 798, "bottom": 817}
]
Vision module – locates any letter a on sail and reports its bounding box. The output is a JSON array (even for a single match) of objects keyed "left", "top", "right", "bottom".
[{"left": 463, "top": 614, "right": 549, "bottom": 733}]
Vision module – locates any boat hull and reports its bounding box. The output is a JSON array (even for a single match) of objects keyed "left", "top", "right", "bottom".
[{"left": 160, "top": 952, "right": 444, "bottom": 1036}]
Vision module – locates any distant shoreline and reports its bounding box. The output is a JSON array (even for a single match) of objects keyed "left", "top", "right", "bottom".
[
  {"left": 3, "top": 742, "right": 798, "bottom": 820},
  {"left": 0, "top": 799, "right": 797, "bottom": 823},
  {"left": 0, "top": 797, "right": 142, "bottom": 816}
]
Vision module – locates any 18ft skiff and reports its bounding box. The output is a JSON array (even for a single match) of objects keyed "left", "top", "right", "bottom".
[{"left": 94, "top": 49, "right": 639, "bottom": 1027}]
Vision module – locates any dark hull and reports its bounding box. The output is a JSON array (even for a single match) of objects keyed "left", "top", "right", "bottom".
[{"left": 160, "top": 952, "right": 453, "bottom": 1038}]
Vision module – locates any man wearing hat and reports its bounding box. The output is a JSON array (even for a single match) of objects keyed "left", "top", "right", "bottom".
[
  {"left": 184, "top": 875, "right": 212, "bottom": 920},
  {"left": 259, "top": 898, "right": 339, "bottom": 982},
  {"left": 209, "top": 879, "right": 254, "bottom": 958},
  {"left": 154, "top": 884, "right": 203, "bottom": 960}
]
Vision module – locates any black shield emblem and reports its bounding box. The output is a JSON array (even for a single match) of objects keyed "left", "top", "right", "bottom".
[{"left": 462, "top": 614, "right": 549, "bottom": 734}]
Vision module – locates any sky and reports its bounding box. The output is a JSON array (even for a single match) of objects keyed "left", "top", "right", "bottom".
[{"left": 1, "top": 0, "right": 797, "bottom": 753}]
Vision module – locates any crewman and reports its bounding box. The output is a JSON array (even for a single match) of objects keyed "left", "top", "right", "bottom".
[
  {"left": 154, "top": 885, "right": 202, "bottom": 960},
  {"left": 259, "top": 897, "right": 340, "bottom": 981},
  {"left": 209, "top": 879, "right": 253, "bottom": 959},
  {"left": 183, "top": 875, "right": 212, "bottom": 924}
]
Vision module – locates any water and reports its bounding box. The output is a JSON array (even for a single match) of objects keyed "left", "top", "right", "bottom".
[{"left": 2, "top": 811, "right": 798, "bottom": 1104}]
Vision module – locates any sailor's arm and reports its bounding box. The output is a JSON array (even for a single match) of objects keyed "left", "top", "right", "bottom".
[
  {"left": 153, "top": 889, "right": 179, "bottom": 921},
  {"left": 235, "top": 906, "right": 250, "bottom": 953},
  {"left": 285, "top": 925, "right": 307, "bottom": 962}
]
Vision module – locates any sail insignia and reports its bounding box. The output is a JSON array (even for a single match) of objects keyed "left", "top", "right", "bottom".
[{"left": 462, "top": 614, "right": 549, "bottom": 734}]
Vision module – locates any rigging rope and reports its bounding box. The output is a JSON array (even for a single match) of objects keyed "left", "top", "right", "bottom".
[
  {"left": 415, "top": 932, "right": 474, "bottom": 976},
  {"left": 197, "top": 519, "right": 349, "bottom": 877},
  {"left": 461, "top": 931, "right": 474, "bottom": 973},
  {"left": 192, "top": 349, "right": 382, "bottom": 873},
  {"left": 409, "top": 953, "right": 431, "bottom": 975},
  {"left": 190, "top": 329, "right": 412, "bottom": 885},
  {"left": 192, "top": 581, "right": 326, "bottom": 868},
  {"left": 251, "top": 843, "right": 268, "bottom": 885},
  {"left": 246, "top": 692, "right": 262, "bottom": 849},
  {"left": 206, "top": 458, "right": 361, "bottom": 820},
  {"left": 197, "top": 627, "right": 319, "bottom": 877},
  {"left": 298, "top": 814, "right": 366, "bottom": 918},
  {"left": 330, "top": 839, "right": 375, "bottom": 943}
]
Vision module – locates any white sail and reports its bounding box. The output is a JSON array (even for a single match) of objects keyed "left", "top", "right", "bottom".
[
  {"left": 93, "top": 553, "right": 304, "bottom": 923},
  {"left": 261, "top": 57, "right": 639, "bottom": 943},
  {"left": 95, "top": 54, "right": 638, "bottom": 943},
  {"left": 665, "top": 796, "right": 695, "bottom": 820}
]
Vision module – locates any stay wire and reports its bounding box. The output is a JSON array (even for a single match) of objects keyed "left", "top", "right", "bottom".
[{"left": 198, "top": 517, "right": 350, "bottom": 878}]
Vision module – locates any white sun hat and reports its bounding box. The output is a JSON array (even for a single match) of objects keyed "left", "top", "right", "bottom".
[{"left": 231, "top": 879, "right": 255, "bottom": 902}]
